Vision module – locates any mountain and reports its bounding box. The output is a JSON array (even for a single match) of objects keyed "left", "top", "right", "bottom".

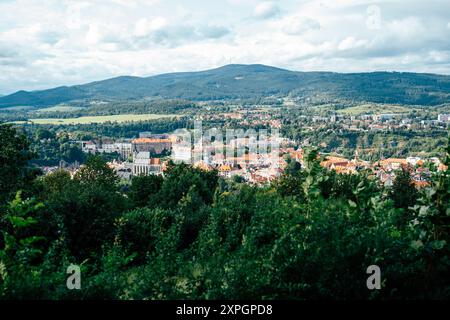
[{"left": 1, "top": 64, "right": 449, "bottom": 108}]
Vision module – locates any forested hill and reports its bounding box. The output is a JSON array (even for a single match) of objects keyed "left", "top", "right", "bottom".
[{"left": 1, "top": 64, "right": 450, "bottom": 108}]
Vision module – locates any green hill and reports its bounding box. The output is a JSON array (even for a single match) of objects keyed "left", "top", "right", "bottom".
[{"left": 1, "top": 64, "right": 449, "bottom": 108}]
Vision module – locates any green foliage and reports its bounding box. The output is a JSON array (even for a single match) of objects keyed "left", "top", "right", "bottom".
[
  {"left": 74, "top": 154, "right": 118, "bottom": 189},
  {"left": 116, "top": 207, "right": 171, "bottom": 264},
  {"left": 128, "top": 175, "right": 163, "bottom": 208},
  {"left": 0, "top": 192, "right": 46, "bottom": 299},
  {"left": 390, "top": 167, "right": 419, "bottom": 210},
  {"left": 0, "top": 124, "right": 34, "bottom": 204},
  {"left": 0, "top": 125, "right": 449, "bottom": 300},
  {"left": 150, "top": 162, "right": 218, "bottom": 209}
]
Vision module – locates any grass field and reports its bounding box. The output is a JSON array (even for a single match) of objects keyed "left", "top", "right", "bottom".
[
  {"left": 15, "top": 113, "right": 178, "bottom": 125},
  {"left": 337, "top": 104, "right": 413, "bottom": 115}
]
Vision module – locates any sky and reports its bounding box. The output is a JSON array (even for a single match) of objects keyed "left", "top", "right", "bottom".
[{"left": 0, "top": 0, "right": 450, "bottom": 94}]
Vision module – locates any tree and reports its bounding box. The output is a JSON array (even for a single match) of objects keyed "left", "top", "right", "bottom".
[
  {"left": 74, "top": 154, "right": 118, "bottom": 189},
  {"left": 391, "top": 166, "right": 418, "bottom": 209},
  {"left": 0, "top": 125, "right": 34, "bottom": 204},
  {"left": 62, "top": 145, "right": 86, "bottom": 163},
  {"left": 128, "top": 175, "right": 163, "bottom": 208},
  {"left": 40, "top": 169, "right": 72, "bottom": 195},
  {"left": 43, "top": 155, "right": 123, "bottom": 260},
  {"left": 45, "top": 180, "right": 125, "bottom": 261},
  {"left": 0, "top": 192, "right": 45, "bottom": 299},
  {"left": 151, "top": 162, "right": 218, "bottom": 209},
  {"left": 35, "top": 128, "right": 54, "bottom": 140}
]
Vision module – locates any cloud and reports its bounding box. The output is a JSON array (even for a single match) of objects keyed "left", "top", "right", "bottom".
[
  {"left": 197, "top": 25, "right": 230, "bottom": 39},
  {"left": 253, "top": 2, "right": 280, "bottom": 19},
  {"left": 338, "top": 37, "right": 368, "bottom": 51},
  {"left": 0, "top": 44, "right": 17, "bottom": 59},
  {"left": 134, "top": 17, "right": 168, "bottom": 38},
  {"left": 279, "top": 16, "right": 321, "bottom": 35},
  {"left": 0, "top": 0, "right": 450, "bottom": 94}
]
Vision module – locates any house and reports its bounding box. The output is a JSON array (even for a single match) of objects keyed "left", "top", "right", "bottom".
[
  {"left": 218, "top": 164, "right": 232, "bottom": 178},
  {"left": 378, "top": 158, "right": 408, "bottom": 171},
  {"left": 406, "top": 157, "right": 422, "bottom": 167},
  {"left": 81, "top": 141, "right": 97, "bottom": 153},
  {"left": 320, "top": 156, "right": 350, "bottom": 170}
]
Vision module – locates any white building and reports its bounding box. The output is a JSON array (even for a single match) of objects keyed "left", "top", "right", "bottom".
[
  {"left": 171, "top": 146, "right": 192, "bottom": 164},
  {"left": 81, "top": 141, "right": 97, "bottom": 153},
  {"left": 132, "top": 152, "right": 163, "bottom": 176},
  {"left": 407, "top": 157, "right": 422, "bottom": 166},
  {"left": 98, "top": 143, "right": 132, "bottom": 159},
  {"left": 438, "top": 114, "right": 450, "bottom": 123}
]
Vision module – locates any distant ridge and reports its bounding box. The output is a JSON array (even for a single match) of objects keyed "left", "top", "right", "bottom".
[{"left": 1, "top": 64, "right": 449, "bottom": 108}]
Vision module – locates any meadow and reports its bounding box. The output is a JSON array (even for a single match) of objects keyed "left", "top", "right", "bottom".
[
  {"left": 15, "top": 113, "right": 179, "bottom": 124},
  {"left": 337, "top": 104, "right": 414, "bottom": 115}
]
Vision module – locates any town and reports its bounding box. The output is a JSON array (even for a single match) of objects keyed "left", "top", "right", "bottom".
[{"left": 36, "top": 109, "right": 448, "bottom": 187}]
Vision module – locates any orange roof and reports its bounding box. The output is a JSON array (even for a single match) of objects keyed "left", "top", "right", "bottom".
[
  {"left": 218, "top": 164, "right": 231, "bottom": 172},
  {"left": 334, "top": 168, "right": 353, "bottom": 174},
  {"left": 323, "top": 156, "right": 349, "bottom": 163},
  {"left": 150, "top": 158, "right": 161, "bottom": 165},
  {"left": 379, "top": 158, "right": 408, "bottom": 165},
  {"left": 194, "top": 161, "right": 213, "bottom": 171},
  {"left": 321, "top": 156, "right": 350, "bottom": 168},
  {"left": 413, "top": 180, "right": 430, "bottom": 188}
]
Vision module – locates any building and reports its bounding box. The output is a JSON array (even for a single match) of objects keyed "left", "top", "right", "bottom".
[
  {"left": 138, "top": 132, "right": 170, "bottom": 139},
  {"left": 172, "top": 146, "right": 192, "bottom": 163},
  {"left": 132, "top": 152, "right": 163, "bottom": 175},
  {"left": 372, "top": 114, "right": 396, "bottom": 122},
  {"left": 81, "top": 140, "right": 132, "bottom": 159},
  {"left": 132, "top": 138, "right": 172, "bottom": 155},
  {"left": 406, "top": 157, "right": 422, "bottom": 167},
  {"left": 81, "top": 141, "right": 97, "bottom": 153},
  {"left": 437, "top": 114, "right": 450, "bottom": 123},
  {"left": 100, "top": 142, "right": 132, "bottom": 159},
  {"left": 376, "top": 158, "right": 408, "bottom": 171},
  {"left": 108, "top": 160, "right": 133, "bottom": 180}
]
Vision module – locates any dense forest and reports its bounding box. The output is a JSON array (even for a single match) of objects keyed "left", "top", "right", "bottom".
[{"left": 0, "top": 124, "right": 449, "bottom": 299}]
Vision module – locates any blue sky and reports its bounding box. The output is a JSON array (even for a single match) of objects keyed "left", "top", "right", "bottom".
[{"left": 0, "top": 0, "right": 450, "bottom": 94}]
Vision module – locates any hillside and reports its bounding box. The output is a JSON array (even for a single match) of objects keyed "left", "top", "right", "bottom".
[{"left": 1, "top": 64, "right": 449, "bottom": 108}]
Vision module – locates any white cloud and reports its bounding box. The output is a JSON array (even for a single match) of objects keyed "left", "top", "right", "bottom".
[
  {"left": 338, "top": 37, "right": 368, "bottom": 51},
  {"left": 278, "top": 16, "right": 321, "bottom": 35},
  {"left": 253, "top": 2, "right": 280, "bottom": 19},
  {"left": 0, "top": 0, "right": 450, "bottom": 94},
  {"left": 134, "top": 17, "right": 167, "bottom": 37},
  {"left": 197, "top": 25, "right": 230, "bottom": 39}
]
